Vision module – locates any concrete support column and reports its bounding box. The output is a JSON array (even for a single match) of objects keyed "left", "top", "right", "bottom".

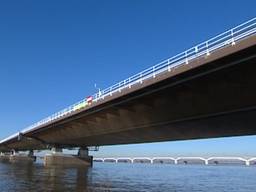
[
  {"left": 28, "top": 150, "right": 34, "bottom": 157},
  {"left": 9, "top": 149, "right": 36, "bottom": 163},
  {"left": 78, "top": 147, "right": 88, "bottom": 157},
  {"left": 0, "top": 152, "right": 10, "bottom": 162},
  {"left": 51, "top": 147, "right": 63, "bottom": 154},
  {"left": 78, "top": 147, "right": 93, "bottom": 166},
  {"left": 11, "top": 149, "right": 16, "bottom": 155},
  {"left": 44, "top": 147, "right": 93, "bottom": 167}
]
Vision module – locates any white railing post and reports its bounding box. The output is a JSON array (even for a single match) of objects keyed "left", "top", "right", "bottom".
[
  {"left": 140, "top": 73, "right": 143, "bottom": 84},
  {"left": 195, "top": 46, "right": 198, "bottom": 53},
  {"left": 167, "top": 59, "right": 171, "bottom": 72},
  {"left": 206, "top": 41, "right": 210, "bottom": 56},
  {"left": 119, "top": 82, "right": 121, "bottom": 92},
  {"left": 185, "top": 51, "right": 188, "bottom": 64},
  {"left": 128, "top": 78, "right": 131, "bottom": 88},
  {"left": 110, "top": 87, "right": 112, "bottom": 96},
  {"left": 231, "top": 29, "right": 236, "bottom": 46}
]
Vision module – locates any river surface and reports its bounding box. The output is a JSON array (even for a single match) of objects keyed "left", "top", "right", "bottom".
[{"left": 0, "top": 161, "right": 255, "bottom": 192}]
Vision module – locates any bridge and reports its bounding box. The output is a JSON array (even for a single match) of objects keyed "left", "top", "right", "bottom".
[
  {"left": 93, "top": 156, "right": 256, "bottom": 166},
  {"left": 0, "top": 17, "right": 256, "bottom": 166}
]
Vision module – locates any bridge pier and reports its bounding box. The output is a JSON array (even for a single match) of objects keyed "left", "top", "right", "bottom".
[
  {"left": 9, "top": 150, "right": 36, "bottom": 163},
  {"left": 44, "top": 147, "right": 93, "bottom": 167},
  {"left": 51, "top": 147, "right": 63, "bottom": 154},
  {"left": 0, "top": 152, "right": 10, "bottom": 162}
]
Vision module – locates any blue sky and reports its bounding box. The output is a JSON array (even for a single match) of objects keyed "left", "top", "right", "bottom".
[{"left": 0, "top": 0, "right": 255, "bottom": 157}]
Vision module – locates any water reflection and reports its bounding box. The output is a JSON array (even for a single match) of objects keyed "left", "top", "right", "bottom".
[
  {"left": 0, "top": 161, "right": 91, "bottom": 192},
  {"left": 0, "top": 161, "right": 255, "bottom": 192},
  {"left": 43, "top": 166, "right": 89, "bottom": 191}
]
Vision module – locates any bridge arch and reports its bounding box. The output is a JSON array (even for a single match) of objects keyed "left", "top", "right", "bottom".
[
  {"left": 93, "top": 158, "right": 104, "bottom": 162},
  {"left": 103, "top": 158, "right": 118, "bottom": 163},
  {"left": 248, "top": 158, "right": 256, "bottom": 165},
  {"left": 176, "top": 157, "right": 207, "bottom": 165},
  {"left": 151, "top": 157, "right": 176, "bottom": 164},
  {"left": 116, "top": 158, "right": 133, "bottom": 163},
  {"left": 133, "top": 157, "right": 153, "bottom": 164},
  {"left": 207, "top": 157, "right": 247, "bottom": 165}
]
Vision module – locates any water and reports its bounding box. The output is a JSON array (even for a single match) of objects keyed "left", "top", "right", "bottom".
[{"left": 0, "top": 161, "right": 255, "bottom": 192}]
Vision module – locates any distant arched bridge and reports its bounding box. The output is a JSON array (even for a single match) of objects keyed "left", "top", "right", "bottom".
[{"left": 93, "top": 157, "right": 256, "bottom": 166}]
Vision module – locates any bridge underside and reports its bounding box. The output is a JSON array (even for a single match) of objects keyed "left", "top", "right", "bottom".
[{"left": 2, "top": 36, "right": 256, "bottom": 151}]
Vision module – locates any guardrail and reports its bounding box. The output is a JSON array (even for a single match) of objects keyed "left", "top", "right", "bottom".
[{"left": 1, "top": 17, "right": 256, "bottom": 143}]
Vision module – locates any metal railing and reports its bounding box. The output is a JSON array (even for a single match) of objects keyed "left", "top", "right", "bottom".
[{"left": 1, "top": 17, "right": 256, "bottom": 143}]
